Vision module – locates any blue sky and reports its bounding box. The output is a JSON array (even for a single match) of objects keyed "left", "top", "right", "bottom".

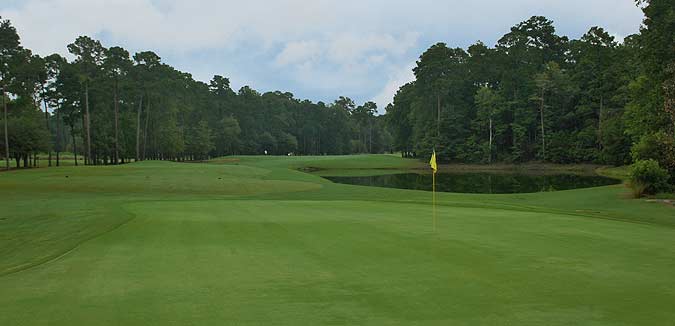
[{"left": 1, "top": 0, "right": 644, "bottom": 112}]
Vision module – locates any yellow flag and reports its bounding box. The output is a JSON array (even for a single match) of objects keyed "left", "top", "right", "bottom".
[{"left": 430, "top": 150, "right": 438, "bottom": 173}]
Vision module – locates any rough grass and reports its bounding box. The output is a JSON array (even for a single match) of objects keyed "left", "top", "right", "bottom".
[
  {"left": 596, "top": 165, "right": 631, "bottom": 181},
  {"left": 0, "top": 155, "right": 674, "bottom": 325}
]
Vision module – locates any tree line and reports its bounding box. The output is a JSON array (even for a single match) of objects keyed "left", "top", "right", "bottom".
[
  {"left": 1, "top": 0, "right": 672, "bottom": 187},
  {"left": 0, "top": 22, "right": 392, "bottom": 169},
  {"left": 385, "top": 0, "right": 673, "bottom": 183}
]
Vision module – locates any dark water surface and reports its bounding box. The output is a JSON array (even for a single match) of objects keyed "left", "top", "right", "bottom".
[{"left": 322, "top": 172, "right": 621, "bottom": 194}]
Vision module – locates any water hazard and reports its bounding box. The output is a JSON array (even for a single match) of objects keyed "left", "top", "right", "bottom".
[{"left": 322, "top": 172, "right": 621, "bottom": 194}]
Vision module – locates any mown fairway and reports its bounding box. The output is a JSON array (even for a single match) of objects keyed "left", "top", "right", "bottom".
[{"left": 1, "top": 155, "right": 674, "bottom": 325}]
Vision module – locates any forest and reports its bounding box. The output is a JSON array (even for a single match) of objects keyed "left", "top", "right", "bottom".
[
  {"left": 386, "top": 0, "right": 673, "bottom": 185},
  {"left": 0, "top": 23, "right": 391, "bottom": 167},
  {"left": 0, "top": 0, "right": 673, "bottom": 185}
]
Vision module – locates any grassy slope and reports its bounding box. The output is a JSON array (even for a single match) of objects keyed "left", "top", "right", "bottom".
[{"left": 0, "top": 155, "right": 673, "bottom": 325}]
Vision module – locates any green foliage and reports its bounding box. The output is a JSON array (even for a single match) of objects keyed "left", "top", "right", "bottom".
[
  {"left": 67, "top": 36, "right": 105, "bottom": 82},
  {"left": 276, "top": 131, "right": 298, "bottom": 155},
  {"left": 186, "top": 120, "right": 214, "bottom": 160},
  {"left": 386, "top": 84, "right": 415, "bottom": 156},
  {"left": 631, "top": 132, "right": 675, "bottom": 180},
  {"left": 214, "top": 116, "right": 241, "bottom": 155},
  {"left": 624, "top": 75, "right": 669, "bottom": 138},
  {"left": 382, "top": 7, "right": 672, "bottom": 188},
  {"left": 385, "top": 16, "right": 635, "bottom": 165},
  {"left": 156, "top": 111, "right": 184, "bottom": 158},
  {"left": 0, "top": 4, "right": 672, "bottom": 177},
  {"left": 0, "top": 16, "right": 399, "bottom": 166},
  {"left": 0, "top": 108, "right": 50, "bottom": 165},
  {"left": 629, "top": 159, "right": 671, "bottom": 196}
]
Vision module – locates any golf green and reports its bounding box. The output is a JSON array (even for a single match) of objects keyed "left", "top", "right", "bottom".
[{"left": 1, "top": 155, "right": 674, "bottom": 325}]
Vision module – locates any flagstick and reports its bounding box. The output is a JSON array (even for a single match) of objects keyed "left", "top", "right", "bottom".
[{"left": 432, "top": 170, "right": 437, "bottom": 232}]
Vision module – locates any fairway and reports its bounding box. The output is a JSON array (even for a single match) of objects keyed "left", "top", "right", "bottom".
[{"left": 1, "top": 155, "right": 675, "bottom": 325}]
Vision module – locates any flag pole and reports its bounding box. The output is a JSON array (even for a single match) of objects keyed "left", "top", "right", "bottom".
[
  {"left": 430, "top": 149, "right": 437, "bottom": 232},
  {"left": 433, "top": 168, "right": 436, "bottom": 232}
]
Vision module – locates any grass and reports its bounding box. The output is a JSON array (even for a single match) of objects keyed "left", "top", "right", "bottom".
[
  {"left": 0, "top": 155, "right": 674, "bottom": 325},
  {"left": 654, "top": 192, "right": 675, "bottom": 200},
  {"left": 596, "top": 165, "right": 631, "bottom": 181}
]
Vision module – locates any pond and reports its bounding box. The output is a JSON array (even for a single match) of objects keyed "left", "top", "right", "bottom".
[{"left": 321, "top": 172, "right": 621, "bottom": 194}]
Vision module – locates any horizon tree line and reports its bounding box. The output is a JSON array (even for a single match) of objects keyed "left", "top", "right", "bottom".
[
  {"left": 385, "top": 0, "right": 673, "bottom": 183},
  {"left": 0, "top": 21, "right": 392, "bottom": 169}
]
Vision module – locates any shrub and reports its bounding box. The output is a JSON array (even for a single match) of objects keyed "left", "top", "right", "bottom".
[
  {"left": 629, "top": 159, "right": 671, "bottom": 197},
  {"left": 631, "top": 132, "right": 675, "bottom": 182},
  {"left": 631, "top": 133, "right": 661, "bottom": 162}
]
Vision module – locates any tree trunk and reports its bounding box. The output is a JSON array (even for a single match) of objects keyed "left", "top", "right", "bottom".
[
  {"left": 136, "top": 95, "right": 142, "bottom": 162},
  {"left": 598, "top": 95, "right": 604, "bottom": 150},
  {"left": 84, "top": 81, "right": 92, "bottom": 165},
  {"left": 42, "top": 89, "right": 52, "bottom": 167},
  {"left": 56, "top": 106, "right": 61, "bottom": 167},
  {"left": 489, "top": 117, "right": 493, "bottom": 164},
  {"left": 369, "top": 120, "right": 373, "bottom": 153},
  {"left": 143, "top": 100, "right": 150, "bottom": 160},
  {"left": 113, "top": 80, "right": 119, "bottom": 165},
  {"left": 539, "top": 87, "right": 546, "bottom": 161},
  {"left": 2, "top": 85, "right": 9, "bottom": 170},
  {"left": 436, "top": 94, "right": 441, "bottom": 138},
  {"left": 71, "top": 126, "right": 78, "bottom": 166}
]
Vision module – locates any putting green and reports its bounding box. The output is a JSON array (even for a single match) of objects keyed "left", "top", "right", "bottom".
[{"left": 1, "top": 155, "right": 674, "bottom": 325}]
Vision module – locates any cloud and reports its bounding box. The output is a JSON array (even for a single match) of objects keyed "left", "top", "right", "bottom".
[
  {"left": 608, "top": 32, "right": 627, "bottom": 44},
  {"left": 271, "top": 33, "right": 419, "bottom": 100},
  {"left": 371, "top": 62, "right": 416, "bottom": 113},
  {"left": 275, "top": 33, "right": 419, "bottom": 69},
  {"left": 326, "top": 32, "right": 418, "bottom": 65},
  {"left": 0, "top": 0, "right": 644, "bottom": 108},
  {"left": 274, "top": 40, "right": 322, "bottom": 67}
]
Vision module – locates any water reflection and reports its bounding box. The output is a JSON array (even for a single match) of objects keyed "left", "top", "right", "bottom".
[{"left": 323, "top": 172, "right": 621, "bottom": 194}]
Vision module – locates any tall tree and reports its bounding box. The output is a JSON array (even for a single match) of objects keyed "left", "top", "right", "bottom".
[
  {"left": 187, "top": 120, "right": 214, "bottom": 160},
  {"left": 533, "top": 64, "right": 553, "bottom": 160},
  {"left": 44, "top": 54, "right": 68, "bottom": 166},
  {"left": 386, "top": 83, "right": 415, "bottom": 157},
  {"left": 352, "top": 101, "right": 377, "bottom": 153},
  {"left": 132, "top": 51, "right": 161, "bottom": 161},
  {"left": 413, "top": 43, "right": 453, "bottom": 141},
  {"left": 475, "top": 87, "right": 502, "bottom": 163},
  {"left": 68, "top": 36, "right": 105, "bottom": 165},
  {"left": 103, "top": 46, "right": 132, "bottom": 164},
  {"left": 0, "top": 17, "right": 21, "bottom": 170}
]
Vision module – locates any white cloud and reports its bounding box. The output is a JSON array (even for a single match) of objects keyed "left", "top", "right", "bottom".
[
  {"left": 371, "top": 62, "right": 416, "bottom": 113},
  {"left": 275, "top": 40, "right": 322, "bottom": 66},
  {"left": 608, "top": 32, "right": 627, "bottom": 44},
  {"left": 0, "top": 0, "right": 644, "bottom": 105},
  {"left": 1, "top": 0, "right": 644, "bottom": 56},
  {"left": 275, "top": 33, "right": 418, "bottom": 69},
  {"left": 326, "top": 32, "right": 418, "bottom": 65},
  {"left": 270, "top": 32, "right": 419, "bottom": 99}
]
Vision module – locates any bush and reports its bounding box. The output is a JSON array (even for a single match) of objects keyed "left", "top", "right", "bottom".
[
  {"left": 629, "top": 159, "right": 671, "bottom": 197},
  {"left": 631, "top": 132, "right": 675, "bottom": 182},
  {"left": 631, "top": 133, "right": 661, "bottom": 162}
]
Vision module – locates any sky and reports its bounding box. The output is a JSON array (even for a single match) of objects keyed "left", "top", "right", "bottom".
[{"left": 0, "top": 0, "right": 645, "bottom": 113}]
